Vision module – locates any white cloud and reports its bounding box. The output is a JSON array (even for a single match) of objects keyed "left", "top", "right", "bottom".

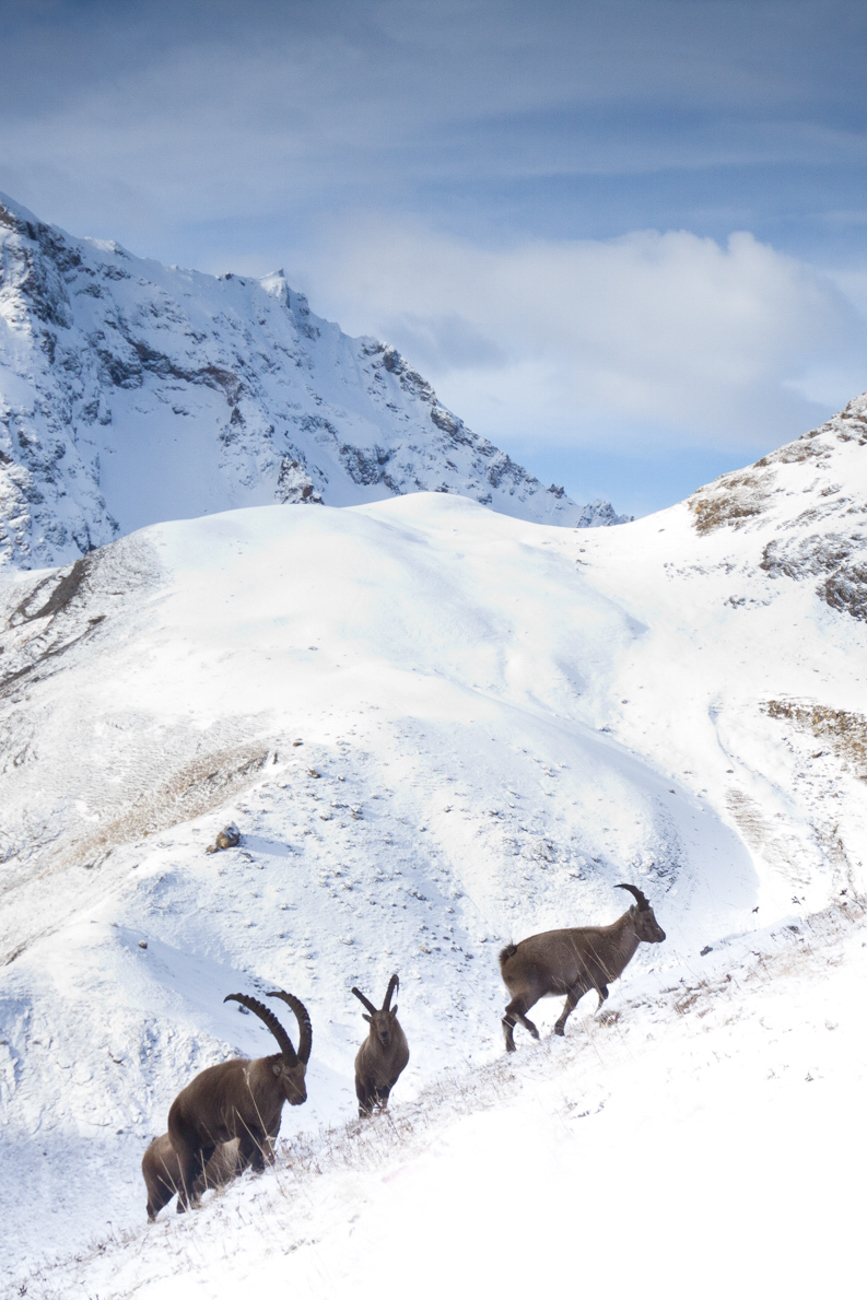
[{"left": 303, "top": 221, "right": 867, "bottom": 451}]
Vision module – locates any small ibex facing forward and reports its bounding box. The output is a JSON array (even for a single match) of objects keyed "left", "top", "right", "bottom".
[
  {"left": 499, "top": 883, "right": 666, "bottom": 1052},
  {"left": 351, "top": 974, "right": 409, "bottom": 1117}
]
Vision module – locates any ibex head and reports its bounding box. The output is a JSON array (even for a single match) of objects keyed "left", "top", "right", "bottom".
[
  {"left": 352, "top": 974, "right": 400, "bottom": 1047},
  {"left": 223, "top": 990, "right": 312, "bottom": 1105},
  {"left": 616, "top": 883, "right": 666, "bottom": 943}
]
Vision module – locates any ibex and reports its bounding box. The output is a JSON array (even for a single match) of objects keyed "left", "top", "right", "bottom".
[
  {"left": 167, "top": 989, "right": 312, "bottom": 1211},
  {"left": 499, "top": 883, "right": 665, "bottom": 1052},
  {"left": 351, "top": 974, "right": 409, "bottom": 1117},
  {"left": 142, "top": 1133, "right": 253, "bottom": 1221}
]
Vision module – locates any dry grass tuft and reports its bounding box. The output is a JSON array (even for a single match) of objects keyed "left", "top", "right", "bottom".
[{"left": 765, "top": 700, "right": 867, "bottom": 779}]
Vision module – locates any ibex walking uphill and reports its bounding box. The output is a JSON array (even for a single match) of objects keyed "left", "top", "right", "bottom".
[
  {"left": 166, "top": 989, "right": 312, "bottom": 1212},
  {"left": 352, "top": 974, "right": 409, "bottom": 1117},
  {"left": 499, "top": 884, "right": 666, "bottom": 1052}
]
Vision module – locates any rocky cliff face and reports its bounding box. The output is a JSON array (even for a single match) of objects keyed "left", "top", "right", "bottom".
[
  {"left": 687, "top": 392, "right": 867, "bottom": 622},
  {"left": 0, "top": 194, "right": 627, "bottom": 569}
]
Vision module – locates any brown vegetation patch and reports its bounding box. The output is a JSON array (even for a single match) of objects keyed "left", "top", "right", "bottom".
[
  {"left": 764, "top": 700, "right": 867, "bottom": 779},
  {"left": 688, "top": 470, "right": 774, "bottom": 534},
  {"left": 752, "top": 422, "right": 838, "bottom": 464},
  {"left": 53, "top": 741, "right": 272, "bottom": 874}
]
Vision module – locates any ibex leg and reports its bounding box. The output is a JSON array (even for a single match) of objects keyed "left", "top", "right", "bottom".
[
  {"left": 146, "top": 1160, "right": 180, "bottom": 1221},
  {"left": 375, "top": 1084, "right": 392, "bottom": 1111},
  {"left": 239, "top": 1129, "right": 272, "bottom": 1174},
  {"left": 553, "top": 981, "right": 608, "bottom": 1036},
  {"left": 553, "top": 989, "right": 581, "bottom": 1036},
  {"left": 503, "top": 996, "right": 540, "bottom": 1051},
  {"left": 356, "top": 1077, "right": 374, "bottom": 1117},
  {"left": 175, "top": 1141, "right": 214, "bottom": 1212}
]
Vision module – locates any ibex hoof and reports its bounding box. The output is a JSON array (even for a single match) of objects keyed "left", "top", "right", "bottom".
[{"left": 553, "top": 1025, "right": 565, "bottom": 1036}]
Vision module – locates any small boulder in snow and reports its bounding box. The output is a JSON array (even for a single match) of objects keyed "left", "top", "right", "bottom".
[{"left": 205, "top": 822, "right": 241, "bottom": 854}]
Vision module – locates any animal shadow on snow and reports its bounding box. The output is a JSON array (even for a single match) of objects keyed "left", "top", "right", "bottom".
[{"left": 235, "top": 835, "right": 294, "bottom": 859}]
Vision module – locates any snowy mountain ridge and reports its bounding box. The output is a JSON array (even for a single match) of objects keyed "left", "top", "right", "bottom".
[{"left": 0, "top": 193, "right": 624, "bottom": 570}]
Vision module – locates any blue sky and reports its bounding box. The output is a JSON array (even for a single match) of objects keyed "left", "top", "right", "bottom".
[{"left": 3, "top": 0, "right": 867, "bottom": 516}]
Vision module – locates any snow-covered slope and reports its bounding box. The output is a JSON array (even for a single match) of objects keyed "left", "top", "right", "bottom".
[
  {"left": 1, "top": 397, "right": 865, "bottom": 1296},
  {"left": 29, "top": 904, "right": 866, "bottom": 1300},
  {"left": 568, "top": 393, "right": 867, "bottom": 916},
  {"left": 0, "top": 193, "right": 624, "bottom": 570}
]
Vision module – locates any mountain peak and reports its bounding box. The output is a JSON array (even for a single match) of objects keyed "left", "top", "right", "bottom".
[{"left": 0, "top": 197, "right": 629, "bottom": 570}]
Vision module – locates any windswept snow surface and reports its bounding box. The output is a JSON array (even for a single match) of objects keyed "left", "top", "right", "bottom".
[
  {"left": 0, "top": 192, "right": 624, "bottom": 570},
  {"left": 2, "top": 398, "right": 867, "bottom": 1297}
]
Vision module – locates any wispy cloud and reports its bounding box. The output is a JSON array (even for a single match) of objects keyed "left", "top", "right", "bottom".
[{"left": 303, "top": 219, "right": 867, "bottom": 452}]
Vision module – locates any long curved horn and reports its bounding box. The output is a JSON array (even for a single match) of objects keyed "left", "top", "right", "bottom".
[
  {"left": 382, "top": 973, "right": 399, "bottom": 1011},
  {"left": 352, "top": 986, "right": 378, "bottom": 1015},
  {"left": 224, "top": 992, "right": 297, "bottom": 1064},
  {"left": 615, "top": 882, "right": 650, "bottom": 911},
  {"left": 268, "top": 991, "right": 312, "bottom": 1064}
]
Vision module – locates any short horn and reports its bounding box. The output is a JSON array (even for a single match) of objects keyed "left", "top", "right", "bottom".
[
  {"left": 224, "top": 992, "right": 297, "bottom": 1064},
  {"left": 268, "top": 991, "right": 312, "bottom": 1064},
  {"left": 615, "top": 882, "right": 650, "bottom": 910},
  {"left": 382, "top": 973, "right": 399, "bottom": 1011},
  {"left": 352, "top": 986, "right": 378, "bottom": 1016}
]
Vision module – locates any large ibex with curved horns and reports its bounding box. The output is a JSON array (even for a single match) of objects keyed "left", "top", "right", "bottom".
[
  {"left": 165, "top": 989, "right": 312, "bottom": 1212},
  {"left": 351, "top": 974, "right": 409, "bottom": 1117},
  {"left": 499, "top": 884, "right": 666, "bottom": 1052}
]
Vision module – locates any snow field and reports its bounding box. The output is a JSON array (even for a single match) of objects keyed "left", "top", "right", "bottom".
[
  {"left": 14, "top": 899, "right": 866, "bottom": 1300},
  {"left": 2, "top": 449, "right": 866, "bottom": 1295}
]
